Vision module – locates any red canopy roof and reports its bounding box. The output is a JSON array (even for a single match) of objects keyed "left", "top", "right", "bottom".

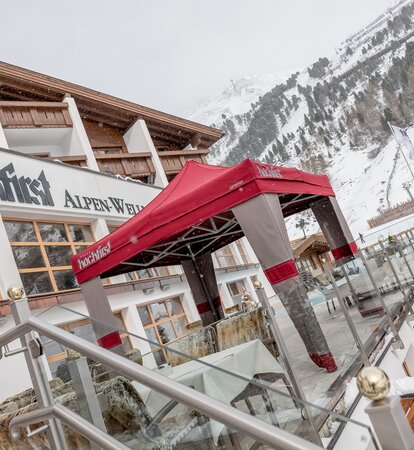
[{"left": 71, "top": 159, "right": 335, "bottom": 283}]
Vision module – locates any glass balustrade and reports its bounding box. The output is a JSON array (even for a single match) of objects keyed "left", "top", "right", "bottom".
[{"left": 31, "top": 305, "right": 379, "bottom": 449}]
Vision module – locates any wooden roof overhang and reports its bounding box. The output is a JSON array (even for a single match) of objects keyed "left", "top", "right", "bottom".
[
  {"left": 291, "top": 233, "right": 329, "bottom": 259},
  {"left": 0, "top": 61, "right": 223, "bottom": 149}
]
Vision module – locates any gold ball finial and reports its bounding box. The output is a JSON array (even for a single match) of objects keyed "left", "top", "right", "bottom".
[
  {"left": 253, "top": 280, "right": 262, "bottom": 290},
  {"left": 7, "top": 285, "right": 25, "bottom": 301},
  {"left": 357, "top": 367, "right": 390, "bottom": 401}
]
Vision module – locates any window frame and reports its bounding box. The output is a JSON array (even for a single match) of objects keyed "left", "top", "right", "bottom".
[
  {"left": 137, "top": 297, "right": 188, "bottom": 364},
  {"left": 4, "top": 218, "right": 95, "bottom": 296}
]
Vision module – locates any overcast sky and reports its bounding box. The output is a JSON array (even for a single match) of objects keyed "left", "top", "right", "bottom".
[{"left": 0, "top": 0, "right": 394, "bottom": 118}]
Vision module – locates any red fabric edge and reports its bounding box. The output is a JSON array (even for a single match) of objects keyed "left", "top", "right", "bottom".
[
  {"left": 196, "top": 296, "right": 221, "bottom": 314},
  {"left": 97, "top": 331, "right": 122, "bottom": 349},
  {"left": 331, "top": 241, "right": 357, "bottom": 260},
  {"left": 264, "top": 260, "right": 298, "bottom": 285}
]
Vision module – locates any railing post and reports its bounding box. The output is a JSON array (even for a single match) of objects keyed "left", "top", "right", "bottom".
[
  {"left": 357, "top": 367, "right": 414, "bottom": 450},
  {"left": 323, "top": 262, "right": 370, "bottom": 367},
  {"left": 358, "top": 251, "right": 404, "bottom": 349},
  {"left": 7, "top": 285, "right": 68, "bottom": 450},
  {"left": 68, "top": 356, "right": 107, "bottom": 450}
]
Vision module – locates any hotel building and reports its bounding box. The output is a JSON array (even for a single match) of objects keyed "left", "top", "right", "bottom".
[{"left": 0, "top": 61, "right": 272, "bottom": 399}]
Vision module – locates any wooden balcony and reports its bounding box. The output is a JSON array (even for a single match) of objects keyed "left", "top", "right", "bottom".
[
  {"left": 41, "top": 154, "right": 88, "bottom": 168},
  {"left": 158, "top": 149, "right": 209, "bottom": 176},
  {"left": 95, "top": 153, "right": 155, "bottom": 179},
  {"left": 0, "top": 101, "right": 72, "bottom": 128}
]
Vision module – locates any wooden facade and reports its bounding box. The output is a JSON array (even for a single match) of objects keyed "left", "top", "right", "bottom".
[
  {"left": 291, "top": 232, "right": 331, "bottom": 274},
  {"left": 0, "top": 101, "right": 72, "bottom": 128}
]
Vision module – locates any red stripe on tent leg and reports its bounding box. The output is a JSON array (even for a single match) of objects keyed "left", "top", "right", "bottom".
[
  {"left": 331, "top": 242, "right": 357, "bottom": 260},
  {"left": 97, "top": 331, "right": 122, "bottom": 349},
  {"left": 196, "top": 296, "right": 221, "bottom": 314},
  {"left": 264, "top": 260, "right": 298, "bottom": 285}
]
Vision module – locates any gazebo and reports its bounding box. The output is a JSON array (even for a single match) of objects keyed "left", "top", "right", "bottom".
[{"left": 71, "top": 160, "right": 356, "bottom": 372}]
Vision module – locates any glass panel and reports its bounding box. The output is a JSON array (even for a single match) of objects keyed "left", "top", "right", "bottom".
[
  {"left": 36, "top": 305, "right": 380, "bottom": 449},
  {"left": 166, "top": 298, "right": 184, "bottom": 316},
  {"left": 137, "top": 306, "right": 151, "bottom": 326},
  {"left": 173, "top": 317, "right": 187, "bottom": 336},
  {"left": 157, "top": 322, "right": 176, "bottom": 344},
  {"left": 12, "top": 246, "right": 45, "bottom": 269},
  {"left": 70, "top": 322, "right": 96, "bottom": 341},
  {"left": 74, "top": 245, "right": 89, "bottom": 254},
  {"left": 126, "top": 272, "right": 137, "bottom": 281},
  {"left": 4, "top": 220, "right": 36, "bottom": 242},
  {"left": 154, "top": 266, "right": 169, "bottom": 277},
  {"left": 137, "top": 269, "right": 154, "bottom": 279},
  {"left": 69, "top": 224, "right": 94, "bottom": 242},
  {"left": 113, "top": 313, "right": 125, "bottom": 331},
  {"left": 21, "top": 271, "right": 53, "bottom": 295},
  {"left": 40, "top": 335, "right": 66, "bottom": 357},
  {"left": 45, "top": 245, "right": 73, "bottom": 266},
  {"left": 331, "top": 255, "right": 396, "bottom": 366},
  {"left": 38, "top": 223, "right": 68, "bottom": 242},
  {"left": 146, "top": 327, "right": 161, "bottom": 350},
  {"left": 273, "top": 275, "right": 362, "bottom": 407},
  {"left": 149, "top": 302, "right": 169, "bottom": 321},
  {"left": 53, "top": 270, "right": 78, "bottom": 291}
]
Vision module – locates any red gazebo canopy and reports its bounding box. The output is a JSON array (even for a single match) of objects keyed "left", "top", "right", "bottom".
[{"left": 71, "top": 159, "right": 334, "bottom": 284}]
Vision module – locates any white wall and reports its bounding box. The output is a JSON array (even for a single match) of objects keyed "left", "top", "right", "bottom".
[{"left": 123, "top": 119, "right": 168, "bottom": 187}]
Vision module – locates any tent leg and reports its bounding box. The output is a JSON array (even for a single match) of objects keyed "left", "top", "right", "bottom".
[
  {"left": 232, "top": 193, "right": 336, "bottom": 372},
  {"left": 79, "top": 277, "right": 124, "bottom": 356}
]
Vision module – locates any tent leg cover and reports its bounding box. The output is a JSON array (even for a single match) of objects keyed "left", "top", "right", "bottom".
[
  {"left": 181, "top": 252, "right": 223, "bottom": 326},
  {"left": 232, "top": 194, "right": 337, "bottom": 372},
  {"left": 79, "top": 277, "right": 125, "bottom": 355},
  {"left": 311, "top": 197, "right": 357, "bottom": 263}
]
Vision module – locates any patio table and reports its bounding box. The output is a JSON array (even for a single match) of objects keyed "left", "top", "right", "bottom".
[{"left": 133, "top": 339, "right": 285, "bottom": 443}]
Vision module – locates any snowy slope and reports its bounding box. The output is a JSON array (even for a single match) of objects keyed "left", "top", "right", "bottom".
[
  {"left": 188, "top": 73, "right": 291, "bottom": 128},
  {"left": 188, "top": 0, "right": 414, "bottom": 239}
]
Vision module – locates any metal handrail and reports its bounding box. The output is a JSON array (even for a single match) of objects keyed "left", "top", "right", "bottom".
[
  {"left": 0, "top": 315, "right": 322, "bottom": 450},
  {"left": 9, "top": 403, "right": 129, "bottom": 450}
]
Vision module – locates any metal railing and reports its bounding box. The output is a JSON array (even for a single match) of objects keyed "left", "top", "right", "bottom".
[
  {"left": 9, "top": 403, "right": 128, "bottom": 450},
  {"left": 0, "top": 314, "right": 322, "bottom": 450}
]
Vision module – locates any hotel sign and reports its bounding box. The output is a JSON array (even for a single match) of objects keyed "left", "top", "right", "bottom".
[{"left": 0, "top": 155, "right": 159, "bottom": 218}]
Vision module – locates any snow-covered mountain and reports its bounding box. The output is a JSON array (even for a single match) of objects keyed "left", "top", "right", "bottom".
[
  {"left": 189, "top": 73, "right": 291, "bottom": 128},
  {"left": 188, "top": 0, "right": 414, "bottom": 239}
]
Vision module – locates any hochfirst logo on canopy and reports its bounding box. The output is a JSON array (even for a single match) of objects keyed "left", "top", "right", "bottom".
[
  {"left": 256, "top": 165, "right": 282, "bottom": 179},
  {"left": 77, "top": 242, "right": 111, "bottom": 270}
]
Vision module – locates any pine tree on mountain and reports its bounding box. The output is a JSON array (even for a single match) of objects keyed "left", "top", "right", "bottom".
[
  {"left": 323, "top": 136, "right": 331, "bottom": 147},
  {"left": 283, "top": 135, "right": 289, "bottom": 145},
  {"left": 294, "top": 144, "right": 301, "bottom": 156},
  {"left": 304, "top": 114, "right": 313, "bottom": 129}
]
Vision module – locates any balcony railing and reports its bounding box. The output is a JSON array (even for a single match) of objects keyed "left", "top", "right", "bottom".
[
  {"left": 0, "top": 101, "right": 72, "bottom": 128},
  {"left": 158, "top": 149, "right": 209, "bottom": 176},
  {"left": 44, "top": 154, "right": 88, "bottom": 167},
  {"left": 95, "top": 153, "right": 155, "bottom": 179}
]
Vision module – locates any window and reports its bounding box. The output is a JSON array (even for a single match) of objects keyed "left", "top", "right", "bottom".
[
  {"left": 4, "top": 219, "right": 94, "bottom": 296},
  {"left": 215, "top": 245, "right": 236, "bottom": 268},
  {"left": 137, "top": 297, "right": 188, "bottom": 366},
  {"left": 41, "top": 312, "right": 131, "bottom": 380},
  {"left": 227, "top": 280, "right": 246, "bottom": 297},
  {"left": 235, "top": 239, "right": 249, "bottom": 264},
  {"left": 125, "top": 266, "right": 171, "bottom": 282}
]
